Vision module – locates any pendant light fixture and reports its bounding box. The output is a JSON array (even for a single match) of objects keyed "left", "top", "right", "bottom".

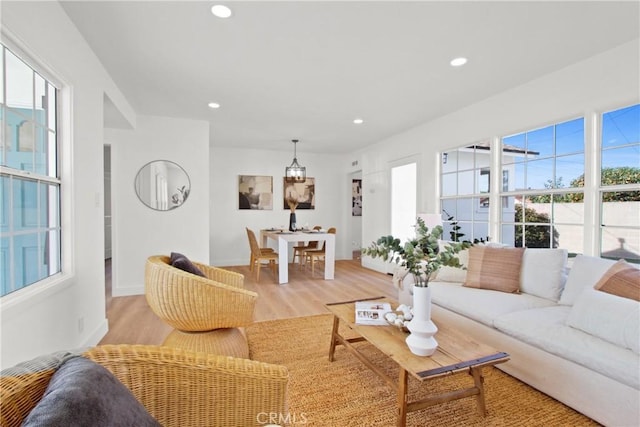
[{"left": 285, "top": 139, "right": 306, "bottom": 182}]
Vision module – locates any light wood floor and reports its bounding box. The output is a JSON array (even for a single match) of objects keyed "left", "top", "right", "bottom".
[{"left": 99, "top": 257, "right": 396, "bottom": 345}]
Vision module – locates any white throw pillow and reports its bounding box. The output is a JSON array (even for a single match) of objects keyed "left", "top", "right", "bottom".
[
  {"left": 520, "top": 248, "right": 568, "bottom": 302},
  {"left": 567, "top": 289, "right": 640, "bottom": 354},
  {"left": 559, "top": 255, "right": 617, "bottom": 305},
  {"left": 435, "top": 265, "right": 467, "bottom": 282},
  {"left": 434, "top": 241, "right": 469, "bottom": 283}
]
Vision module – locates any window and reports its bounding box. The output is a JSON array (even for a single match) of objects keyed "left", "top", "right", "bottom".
[
  {"left": 440, "top": 142, "right": 490, "bottom": 242},
  {"left": 600, "top": 104, "right": 640, "bottom": 262},
  {"left": 0, "top": 44, "right": 60, "bottom": 296},
  {"left": 500, "top": 117, "right": 585, "bottom": 251},
  {"left": 440, "top": 108, "right": 638, "bottom": 260}
]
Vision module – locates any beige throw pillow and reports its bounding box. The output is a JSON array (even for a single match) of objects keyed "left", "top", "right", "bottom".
[
  {"left": 463, "top": 246, "right": 525, "bottom": 293},
  {"left": 594, "top": 259, "right": 640, "bottom": 302}
]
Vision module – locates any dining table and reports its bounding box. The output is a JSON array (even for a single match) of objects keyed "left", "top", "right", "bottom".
[{"left": 260, "top": 229, "right": 335, "bottom": 284}]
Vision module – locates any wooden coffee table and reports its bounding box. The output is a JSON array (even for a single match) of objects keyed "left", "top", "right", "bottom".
[{"left": 325, "top": 296, "right": 509, "bottom": 427}]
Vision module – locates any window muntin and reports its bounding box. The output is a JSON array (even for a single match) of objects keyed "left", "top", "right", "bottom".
[{"left": 0, "top": 43, "right": 60, "bottom": 297}]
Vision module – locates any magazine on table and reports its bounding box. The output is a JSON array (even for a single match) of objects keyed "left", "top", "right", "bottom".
[{"left": 355, "top": 301, "right": 392, "bottom": 325}]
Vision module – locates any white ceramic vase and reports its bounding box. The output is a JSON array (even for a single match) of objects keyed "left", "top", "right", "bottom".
[{"left": 405, "top": 284, "right": 438, "bottom": 356}]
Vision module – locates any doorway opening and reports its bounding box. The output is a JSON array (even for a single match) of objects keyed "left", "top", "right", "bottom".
[
  {"left": 104, "top": 145, "right": 112, "bottom": 310},
  {"left": 350, "top": 171, "right": 363, "bottom": 260},
  {"left": 391, "top": 162, "right": 417, "bottom": 244}
]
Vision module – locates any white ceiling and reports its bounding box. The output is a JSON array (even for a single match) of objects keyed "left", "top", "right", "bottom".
[{"left": 60, "top": 1, "right": 640, "bottom": 154}]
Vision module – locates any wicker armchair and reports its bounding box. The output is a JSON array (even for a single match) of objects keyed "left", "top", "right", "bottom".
[
  {"left": 145, "top": 255, "right": 258, "bottom": 356},
  {"left": 0, "top": 344, "right": 289, "bottom": 427},
  {"left": 145, "top": 255, "right": 257, "bottom": 332}
]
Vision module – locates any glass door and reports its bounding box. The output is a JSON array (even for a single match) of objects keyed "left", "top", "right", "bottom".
[{"left": 391, "top": 162, "right": 417, "bottom": 244}]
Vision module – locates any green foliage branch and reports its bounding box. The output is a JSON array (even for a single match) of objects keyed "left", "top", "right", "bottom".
[{"left": 361, "top": 217, "right": 472, "bottom": 287}]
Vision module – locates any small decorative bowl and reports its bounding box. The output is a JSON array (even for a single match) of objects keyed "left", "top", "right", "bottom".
[{"left": 384, "top": 311, "right": 411, "bottom": 332}]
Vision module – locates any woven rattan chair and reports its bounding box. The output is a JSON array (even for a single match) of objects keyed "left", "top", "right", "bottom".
[
  {"left": 0, "top": 344, "right": 288, "bottom": 427},
  {"left": 303, "top": 227, "right": 337, "bottom": 276},
  {"left": 162, "top": 328, "right": 251, "bottom": 358},
  {"left": 251, "top": 247, "right": 276, "bottom": 272},
  {"left": 292, "top": 225, "right": 322, "bottom": 266},
  {"left": 246, "top": 228, "right": 278, "bottom": 282},
  {"left": 145, "top": 255, "right": 258, "bottom": 355},
  {"left": 250, "top": 244, "right": 275, "bottom": 272},
  {"left": 145, "top": 255, "right": 257, "bottom": 331}
]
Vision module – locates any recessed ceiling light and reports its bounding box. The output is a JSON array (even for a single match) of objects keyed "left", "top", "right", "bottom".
[
  {"left": 450, "top": 57, "right": 468, "bottom": 67},
  {"left": 211, "top": 5, "right": 232, "bottom": 18},
  {"left": 353, "top": 118, "right": 364, "bottom": 124},
  {"left": 208, "top": 102, "right": 220, "bottom": 109}
]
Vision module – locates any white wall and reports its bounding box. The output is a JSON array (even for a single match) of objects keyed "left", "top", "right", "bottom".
[
  {"left": 210, "top": 147, "right": 349, "bottom": 266},
  {"left": 359, "top": 39, "right": 640, "bottom": 273},
  {"left": 105, "top": 116, "right": 210, "bottom": 296},
  {"left": 0, "top": 1, "right": 135, "bottom": 368}
]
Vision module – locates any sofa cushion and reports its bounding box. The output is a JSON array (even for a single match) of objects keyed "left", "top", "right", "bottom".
[
  {"left": 430, "top": 281, "right": 556, "bottom": 327},
  {"left": 594, "top": 259, "right": 640, "bottom": 302},
  {"left": 567, "top": 289, "right": 640, "bottom": 354},
  {"left": 23, "top": 356, "right": 161, "bottom": 427},
  {"left": 559, "top": 255, "right": 617, "bottom": 305},
  {"left": 435, "top": 264, "right": 467, "bottom": 283},
  {"left": 464, "top": 246, "right": 525, "bottom": 293},
  {"left": 170, "top": 251, "right": 206, "bottom": 277},
  {"left": 434, "top": 241, "right": 469, "bottom": 282},
  {"left": 494, "top": 306, "right": 640, "bottom": 390},
  {"left": 520, "top": 248, "right": 568, "bottom": 302}
]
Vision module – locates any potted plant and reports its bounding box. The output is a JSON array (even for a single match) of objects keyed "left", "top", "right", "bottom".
[
  {"left": 361, "top": 217, "right": 471, "bottom": 287},
  {"left": 362, "top": 217, "right": 472, "bottom": 356}
]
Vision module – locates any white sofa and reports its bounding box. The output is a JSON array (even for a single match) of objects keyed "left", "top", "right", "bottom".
[{"left": 398, "top": 250, "right": 640, "bottom": 427}]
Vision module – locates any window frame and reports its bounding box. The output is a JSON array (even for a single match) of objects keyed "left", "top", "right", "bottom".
[
  {"left": 498, "top": 116, "right": 586, "bottom": 251},
  {"left": 0, "top": 35, "right": 70, "bottom": 301}
]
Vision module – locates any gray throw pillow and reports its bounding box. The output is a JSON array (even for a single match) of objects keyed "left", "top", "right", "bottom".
[
  {"left": 170, "top": 251, "right": 206, "bottom": 277},
  {"left": 23, "top": 356, "right": 161, "bottom": 427}
]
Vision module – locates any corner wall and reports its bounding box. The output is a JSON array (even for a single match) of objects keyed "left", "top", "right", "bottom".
[
  {"left": 0, "top": 1, "right": 135, "bottom": 368},
  {"left": 106, "top": 116, "right": 210, "bottom": 296}
]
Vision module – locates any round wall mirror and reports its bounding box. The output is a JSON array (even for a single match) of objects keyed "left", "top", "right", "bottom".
[{"left": 134, "top": 160, "right": 190, "bottom": 211}]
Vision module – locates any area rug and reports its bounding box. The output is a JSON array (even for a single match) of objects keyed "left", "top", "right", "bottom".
[{"left": 246, "top": 314, "right": 599, "bottom": 427}]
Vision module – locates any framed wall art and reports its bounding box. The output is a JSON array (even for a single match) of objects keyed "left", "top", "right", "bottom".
[
  {"left": 283, "top": 177, "right": 315, "bottom": 210},
  {"left": 239, "top": 175, "right": 273, "bottom": 210}
]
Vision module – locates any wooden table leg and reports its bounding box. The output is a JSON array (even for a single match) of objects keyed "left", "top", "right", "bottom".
[
  {"left": 328, "top": 315, "right": 340, "bottom": 362},
  {"left": 470, "top": 367, "right": 487, "bottom": 416},
  {"left": 397, "top": 368, "right": 408, "bottom": 427}
]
